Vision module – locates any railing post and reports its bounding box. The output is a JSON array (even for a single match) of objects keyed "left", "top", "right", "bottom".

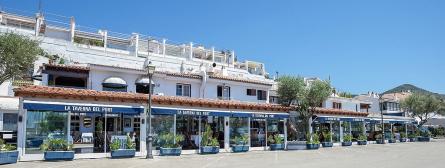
[
  {"left": 70, "top": 17, "right": 75, "bottom": 42},
  {"left": 162, "top": 38, "right": 166, "bottom": 56},
  {"left": 211, "top": 47, "right": 215, "bottom": 62},
  {"left": 189, "top": 42, "right": 193, "bottom": 60},
  {"left": 35, "top": 13, "right": 43, "bottom": 36},
  {"left": 132, "top": 33, "right": 139, "bottom": 57}
]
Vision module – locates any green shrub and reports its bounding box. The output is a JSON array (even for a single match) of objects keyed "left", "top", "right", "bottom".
[
  {"left": 233, "top": 134, "right": 249, "bottom": 146},
  {"left": 267, "top": 134, "right": 283, "bottom": 145},
  {"left": 201, "top": 125, "right": 219, "bottom": 147},
  {"left": 408, "top": 133, "right": 416, "bottom": 139},
  {"left": 375, "top": 133, "right": 383, "bottom": 140},
  {"left": 110, "top": 139, "right": 121, "bottom": 151},
  {"left": 306, "top": 133, "right": 320, "bottom": 144},
  {"left": 40, "top": 138, "right": 72, "bottom": 151},
  {"left": 358, "top": 134, "right": 367, "bottom": 141},
  {"left": 159, "top": 132, "right": 184, "bottom": 148},
  {"left": 343, "top": 134, "right": 352, "bottom": 142},
  {"left": 126, "top": 135, "right": 135, "bottom": 149},
  {"left": 0, "top": 139, "right": 16, "bottom": 151},
  {"left": 400, "top": 132, "right": 407, "bottom": 138},
  {"left": 322, "top": 131, "right": 332, "bottom": 142}
]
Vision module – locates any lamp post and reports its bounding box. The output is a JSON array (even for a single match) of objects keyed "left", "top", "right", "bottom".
[
  {"left": 145, "top": 60, "right": 156, "bottom": 159},
  {"left": 379, "top": 94, "right": 385, "bottom": 144}
]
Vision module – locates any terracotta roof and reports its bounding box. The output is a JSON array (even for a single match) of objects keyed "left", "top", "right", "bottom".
[
  {"left": 14, "top": 85, "right": 288, "bottom": 112},
  {"left": 208, "top": 75, "right": 273, "bottom": 86},
  {"left": 314, "top": 107, "right": 368, "bottom": 117},
  {"left": 43, "top": 63, "right": 90, "bottom": 73}
]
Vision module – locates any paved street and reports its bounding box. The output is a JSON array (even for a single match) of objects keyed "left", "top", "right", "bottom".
[{"left": 5, "top": 140, "right": 445, "bottom": 168}]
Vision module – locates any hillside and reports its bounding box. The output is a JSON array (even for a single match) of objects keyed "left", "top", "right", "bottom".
[{"left": 384, "top": 84, "right": 445, "bottom": 99}]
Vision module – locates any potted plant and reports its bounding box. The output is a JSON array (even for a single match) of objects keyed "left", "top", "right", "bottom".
[
  {"left": 321, "top": 131, "right": 333, "bottom": 147},
  {"left": 0, "top": 139, "right": 18, "bottom": 165},
  {"left": 40, "top": 138, "right": 74, "bottom": 161},
  {"left": 159, "top": 133, "right": 184, "bottom": 156},
  {"left": 417, "top": 131, "right": 431, "bottom": 142},
  {"left": 268, "top": 134, "right": 284, "bottom": 151},
  {"left": 388, "top": 133, "right": 396, "bottom": 143},
  {"left": 110, "top": 136, "right": 136, "bottom": 158},
  {"left": 341, "top": 134, "right": 352, "bottom": 146},
  {"left": 231, "top": 134, "right": 249, "bottom": 153},
  {"left": 399, "top": 132, "right": 407, "bottom": 142},
  {"left": 408, "top": 133, "right": 417, "bottom": 142},
  {"left": 200, "top": 125, "right": 220, "bottom": 154},
  {"left": 306, "top": 133, "right": 320, "bottom": 150},
  {"left": 375, "top": 133, "right": 384, "bottom": 144},
  {"left": 357, "top": 134, "right": 367, "bottom": 145}
]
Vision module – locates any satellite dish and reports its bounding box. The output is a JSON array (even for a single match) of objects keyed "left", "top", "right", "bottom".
[{"left": 212, "top": 63, "right": 216, "bottom": 67}]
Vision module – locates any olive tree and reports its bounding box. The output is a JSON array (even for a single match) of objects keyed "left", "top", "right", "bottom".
[
  {"left": 401, "top": 93, "right": 445, "bottom": 127},
  {"left": 0, "top": 33, "right": 42, "bottom": 85},
  {"left": 277, "top": 76, "right": 332, "bottom": 139}
]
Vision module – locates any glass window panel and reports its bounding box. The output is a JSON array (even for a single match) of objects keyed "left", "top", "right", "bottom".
[{"left": 230, "top": 117, "right": 249, "bottom": 146}]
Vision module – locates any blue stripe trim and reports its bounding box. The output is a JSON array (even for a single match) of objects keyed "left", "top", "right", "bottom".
[{"left": 24, "top": 103, "right": 143, "bottom": 114}]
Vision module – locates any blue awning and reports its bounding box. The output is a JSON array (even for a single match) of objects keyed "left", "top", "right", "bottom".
[
  {"left": 317, "top": 117, "right": 340, "bottom": 123},
  {"left": 24, "top": 102, "right": 143, "bottom": 115},
  {"left": 315, "top": 116, "right": 365, "bottom": 123},
  {"left": 151, "top": 108, "right": 289, "bottom": 119},
  {"left": 340, "top": 118, "right": 365, "bottom": 122}
]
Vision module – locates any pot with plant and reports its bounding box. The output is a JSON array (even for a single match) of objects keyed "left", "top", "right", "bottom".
[
  {"left": 375, "top": 133, "right": 384, "bottom": 144},
  {"left": 306, "top": 133, "right": 320, "bottom": 150},
  {"left": 110, "top": 135, "right": 136, "bottom": 158},
  {"left": 268, "top": 134, "right": 284, "bottom": 151},
  {"left": 417, "top": 130, "right": 431, "bottom": 142},
  {"left": 40, "top": 138, "right": 74, "bottom": 161},
  {"left": 341, "top": 134, "right": 353, "bottom": 146},
  {"left": 408, "top": 133, "right": 417, "bottom": 142},
  {"left": 388, "top": 133, "right": 396, "bottom": 143},
  {"left": 159, "top": 133, "right": 184, "bottom": 156},
  {"left": 357, "top": 134, "right": 367, "bottom": 145},
  {"left": 321, "top": 131, "right": 333, "bottom": 147},
  {"left": 200, "top": 125, "right": 220, "bottom": 154},
  {"left": 0, "top": 139, "right": 18, "bottom": 165},
  {"left": 399, "top": 132, "right": 407, "bottom": 142},
  {"left": 231, "top": 134, "right": 250, "bottom": 153}
]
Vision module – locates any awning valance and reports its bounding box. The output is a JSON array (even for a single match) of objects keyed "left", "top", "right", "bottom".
[
  {"left": 23, "top": 101, "right": 143, "bottom": 114},
  {"left": 152, "top": 107, "right": 289, "bottom": 119}
]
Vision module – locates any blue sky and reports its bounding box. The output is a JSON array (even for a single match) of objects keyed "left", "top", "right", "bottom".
[{"left": 2, "top": 0, "right": 444, "bottom": 94}]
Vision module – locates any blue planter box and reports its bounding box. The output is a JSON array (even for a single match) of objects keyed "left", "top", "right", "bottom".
[
  {"left": 408, "top": 138, "right": 416, "bottom": 142},
  {"left": 376, "top": 139, "right": 385, "bottom": 144},
  {"left": 160, "top": 147, "right": 182, "bottom": 156},
  {"left": 342, "top": 142, "right": 352, "bottom": 146},
  {"left": 417, "top": 137, "right": 430, "bottom": 142},
  {"left": 111, "top": 149, "right": 135, "bottom": 158},
  {"left": 44, "top": 151, "right": 74, "bottom": 161},
  {"left": 200, "top": 146, "right": 219, "bottom": 154},
  {"left": 269, "top": 144, "right": 284, "bottom": 151},
  {"left": 388, "top": 139, "right": 396, "bottom": 143},
  {"left": 306, "top": 144, "right": 320, "bottom": 150},
  {"left": 0, "top": 151, "right": 18, "bottom": 165},
  {"left": 231, "top": 145, "right": 249, "bottom": 153},
  {"left": 357, "top": 141, "right": 367, "bottom": 145},
  {"left": 399, "top": 138, "right": 407, "bottom": 142},
  {"left": 321, "top": 142, "right": 333, "bottom": 147}
]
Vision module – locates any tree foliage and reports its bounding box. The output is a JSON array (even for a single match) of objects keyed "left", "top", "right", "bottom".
[
  {"left": 277, "top": 75, "right": 305, "bottom": 106},
  {"left": 0, "top": 33, "right": 42, "bottom": 85},
  {"left": 400, "top": 93, "right": 445, "bottom": 127}
]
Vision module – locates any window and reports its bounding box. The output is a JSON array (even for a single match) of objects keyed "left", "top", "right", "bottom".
[
  {"left": 217, "top": 85, "right": 231, "bottom": 100},
  {"left": 257, "top": 90, "right": 267, "bottom": 100},
  {"left": 176, "top": 83, "right": 191, "bottom": 97},
  {"left": 124, "top": 118, "right": 132, "bottom": 128},
  {"left": 333, "top": 102, "right": 342, "bottom": 109},
  {"left": 247, "top": 89, "right": 257, "bottom": 96}
]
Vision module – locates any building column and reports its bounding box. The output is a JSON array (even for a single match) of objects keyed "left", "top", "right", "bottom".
[
  {"left": 308, "top": 117, "right": 313, "bottom": 135},
  {"left": 189, "top": 42, "right": 193, "bottom": 60},
  {"left": 35, "top": 13, "right": 43, "bottom": 36},
  {"left": 211, "top": 47, "right": 215, "bottom": 62},
  {"left": 230, "top": 50, "right": 235, "bottom": 67},
  {"left": 162, "top": 39, "right": 166, "bottom": 57},
  {"left": 405, "top": 123, "right": 408, "bottom": 138},
  {"left": 70, "top": 17, "right": 75, "bottom": 42},
  {"left": 362, "top": 121, "right": 366, "bottom": 135},
  {"left": 283, "top": 119, "right": 287, "bottom": 149},
  {"left": 264, "top": 119, "right": 268, "bottom": 150},
  {"left": 140, "top": 107, "right": 147, "bottom": 156},
  {"left": 339, "top": 121, "right": 344, "bottom": 142},
  {"left": 329, "top": 122, "right": 333, "bottom": 142},
  {"left": 224, "top": 116, "right": 230, "bottom": 152},
  {"left": 132, "top": 33, "right": 139, "bottom": 57},
  {"left": 17, "top": 98, "right": 26, "bottom": 159},
  {"left": 173, "top": 114, "right": 177, "bottom": 143},
  {"left": 198, "top": 116, "right": 202, "bottom": 153}
]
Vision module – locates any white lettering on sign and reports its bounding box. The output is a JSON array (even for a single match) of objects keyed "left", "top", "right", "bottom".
[
  {"left": 64, "top": 105, "right": 113, "bottom": 113},
  {"left": 177, "top": 110, "right": 210, "bottom": 116},
  {"left": 252, "top": 114, "right": 275, "bottom": 118}
]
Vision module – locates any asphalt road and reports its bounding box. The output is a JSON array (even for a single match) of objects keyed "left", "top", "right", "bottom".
[{"left": 4, "top": 140, "right": 445, "bottom": 168}]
